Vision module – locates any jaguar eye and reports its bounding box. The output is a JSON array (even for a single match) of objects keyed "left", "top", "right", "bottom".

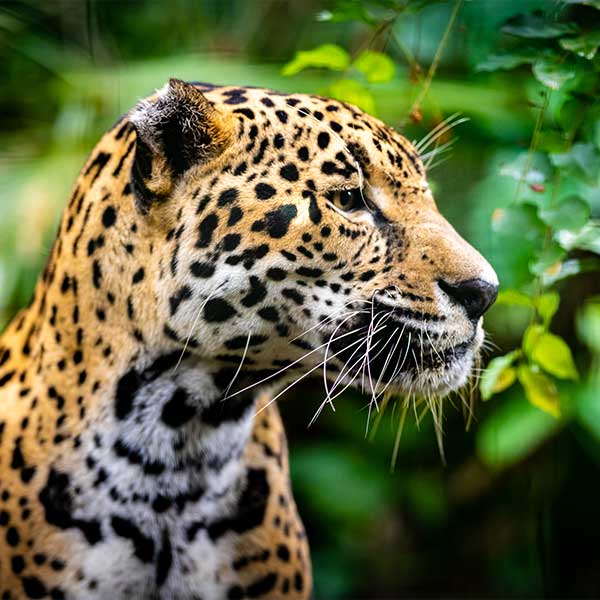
[{"left": 326, "top": 188, "right": 365, "bottom": 212}]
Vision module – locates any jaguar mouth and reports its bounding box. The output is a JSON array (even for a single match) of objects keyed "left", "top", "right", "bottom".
[{"left": 323, "top": 305, "right": 477, "bottom": 397}]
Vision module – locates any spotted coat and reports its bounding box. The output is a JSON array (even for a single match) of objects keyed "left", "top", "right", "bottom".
[{"left": 0, "top": 80, "right": 497, "bottom": 599}]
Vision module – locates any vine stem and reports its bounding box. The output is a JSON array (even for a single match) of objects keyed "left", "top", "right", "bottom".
[
  {"left": 518, "top": 89, "right": 551, "bottom": 332},
  {"left": 516, "top": 89, "right": 551, "bottom": 201},
  {"left": 405, "top": 0, "right": 463, "bottom": 122}
]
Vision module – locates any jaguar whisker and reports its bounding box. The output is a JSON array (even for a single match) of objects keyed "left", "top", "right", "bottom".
[
  {"left": 258, "top": 329, "right": 381, "bottom": 418},
  {"left": 174, "top": 283, "right": 225, "bottom": 372},
  {"left": 223, "top": 330, "right": 253, "bottom": 400},
  {"left": 226, "top": 322, "right": 370, "bottom": 399},
  {"left": 309, "top": 337, "right": 387, "bottom": 427}
]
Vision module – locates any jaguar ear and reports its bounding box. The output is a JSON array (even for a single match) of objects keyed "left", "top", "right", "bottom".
[{"left": 129, "top": 79, "right": 232, "bottom": 213}]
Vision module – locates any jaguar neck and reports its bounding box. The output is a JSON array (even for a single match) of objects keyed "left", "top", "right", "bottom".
[
  {"left": 7, "top": 288, "right": 258, "bottom": 501},
  {"left": 96, "top": 350, "right": 258, "bottom": 483}
]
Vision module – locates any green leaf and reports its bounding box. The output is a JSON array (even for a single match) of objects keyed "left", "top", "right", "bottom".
[
  {"left": 316, "top": 1, "right": 376, "bottom": 25},
  {"left": 502, "top": 14, "right": 579, "bottom": 39},
  {"left": 492, "top": 203, "right": 546, "bottom": 240},
  {"left": 560, "top": 30, "right": 600, "bottom": 59},
  {"left": 539, "top": 195, "right": 591, "bottom": 231},
  {"left": 542, "top": 257, "right": 600, "bottom": 286},
  {"left": 550, "top": 143, "right": 600, "bottom": 181},
  {"left": 529, "top": 331, "right": 579, "bottom": 380},
  {"left": 489, "top": 203, "right": 546, "bottom": 289},
  {"left": 475, "top": 50, "right": 537, "bottom": 72},
  {"left": 555, "top": 221, "right": 600, "bottom": 254},
  {"left": 529, "top": 242, "right": 567, "bottom": 277},
  {"left": 495, "top": 289, "right": 535, "bottom": 308},
  {"left": 353, "top": 50, "right": 395, "bottom": 84},
  {"left": 594, "top": 119, "right": 600, "bottom": 150},
  {"left": 327, "top": 79, "right": 376, "bottom": 115},
  {"left": 559, "top": 98, "right": 587, "bottom": 133},
  {"left": 480, "top": 351, "right": 521, "bottom": 400},
  {"left": 575, "top": 379, "right": 600, "bottom": 442},
  {"left": 536, "top": 129, "right": 571, "bottom": 154},
  {"left": 576, "top": 296, "right": 600, "bottom": 354},
  {"left": 563, "top": 0, "right": 600, "bottom": 10},
  {"left": 476, "top": 393, "right": 561, "bottom": 470},
  {"left": 536, "top": 292, "right": 560, "bottom": 326},
  {"left": 282, "top": 44, "right": 351, "bottom": 76},
  {"left": 532, "top": 59, "right": 577, "bottom": 90},
  {"left": 491, "top": 205, "right": 546, "bottom": 286},
  {"left": 518, "top": 364, "right": 561, "bottom": 417},
  {"left": 499, "top": 151, "right": 551, "bottom": 186}
]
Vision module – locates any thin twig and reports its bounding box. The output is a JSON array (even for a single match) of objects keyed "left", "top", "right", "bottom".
[{"left": 405, "top": 0, "right": 464, "bottom": 123}]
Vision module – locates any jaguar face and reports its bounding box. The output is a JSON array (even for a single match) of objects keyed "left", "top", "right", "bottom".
[{"left": 129, "top": 80, "right": 498, "bottom": 402}]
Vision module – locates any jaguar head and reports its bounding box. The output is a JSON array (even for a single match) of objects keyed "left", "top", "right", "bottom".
[{"left": 127, "top": 79, "right": 498, "bottom": 401}]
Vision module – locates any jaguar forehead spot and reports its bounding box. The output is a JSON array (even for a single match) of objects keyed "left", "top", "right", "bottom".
[
  {"left": 261, "top": 205, "right": 298, "bottom": 239},
  {"left": 217, "top": 188, "right": 238, "bottom": 207},
  {"left": 228, "top": 206, "right": 243, "bottom": 225},
  {"left": 254, "top": 182, "right": 276, "bottom": 200},
  {"left": 196, "top": 213, "right": 219, "bottom": 248},
  {"left": 317, "top": 132, "right": 330, "bottom": 149},
  {"left": 279, "top": 163, "right": 299, "bottom": 182},
  {"left": 223, "top": 233, "right": 241, "bottom": 251},
  {"left": 190, "top": 261, "right": 215, "bottom": 278},
  {"left": 101, "top": 206, "right": 117, "bottom": 228}
]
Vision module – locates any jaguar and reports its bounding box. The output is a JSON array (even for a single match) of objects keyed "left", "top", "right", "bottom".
[{"left": 0, "top": 79, "right": 498, "bottom": 599}]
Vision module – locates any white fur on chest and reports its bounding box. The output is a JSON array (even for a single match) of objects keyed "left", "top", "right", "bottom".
[
  {"left": 52, "top": 361, "right": 257, "bottom": 599},
  {"left": 68, "top": 513, "right": 240, "bottom": 599}
]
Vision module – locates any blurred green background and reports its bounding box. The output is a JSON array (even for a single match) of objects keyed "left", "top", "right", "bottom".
[{"left": 1, "top": 1, "right": 600, "bottom": 597}]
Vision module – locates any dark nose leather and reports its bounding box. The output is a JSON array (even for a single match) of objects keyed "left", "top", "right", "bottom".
[{"left": 438, "top": 278, "right": 498, "bottom": 321}]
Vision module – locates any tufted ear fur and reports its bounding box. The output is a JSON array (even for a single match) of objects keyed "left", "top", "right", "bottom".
[{"left": 129, "top": 79, "right": 232, "bottom": 213}]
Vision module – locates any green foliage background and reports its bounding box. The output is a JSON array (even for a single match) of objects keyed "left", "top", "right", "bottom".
[{"left": 1, "top": 0, "right": 600, "bottom": 597}]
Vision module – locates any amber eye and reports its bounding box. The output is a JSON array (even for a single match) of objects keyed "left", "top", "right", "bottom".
[{"left": 326, "top": 188, "right": 365, "bottom": 212}]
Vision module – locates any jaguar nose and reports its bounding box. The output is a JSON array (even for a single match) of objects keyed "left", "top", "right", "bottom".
[{"left": 438, "top": 278, "right": 499, "bottom": 321}]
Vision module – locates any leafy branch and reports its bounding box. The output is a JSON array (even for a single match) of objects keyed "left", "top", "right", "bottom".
[{"left": 480, "top": 3, "right": 600, "bottom": 420}]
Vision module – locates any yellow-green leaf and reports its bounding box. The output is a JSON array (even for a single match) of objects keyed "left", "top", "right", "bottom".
[
  {"left": 494, "top": 367, "right": 518, "bottom": 395},
  {"left": 523, "top": 324, "right": 544, "bottom": 356},
  {"left": 536, "top": 292, "right": 560, "bottom": 326},
  {"left": 517, "top": 364, "right": 561, "bottom": 418},
  {"left": 496, "top": 289, "right": 535, "bottom": 308},
  {"left": 327, "top": 79, "right": 376, "bottom": 115},
  {"left": 282, "top": 44, "right": 350, "bottom": 76},
  {"left": 480, "top": 351, "right": 520, "bottom": 400},
  {"left": 530, "top": 331, "right": 579, "bottom": 380},
  {"left": 353, "top": 50, "right": 395, "bottom": 83}
]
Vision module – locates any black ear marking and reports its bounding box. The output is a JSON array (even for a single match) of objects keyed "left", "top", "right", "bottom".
[
  {"left": 130, "top": 135, "right": 156, "bottom": 212},
  {"left": 129, "top": 79, "right": 232, "bottom": 213}
]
